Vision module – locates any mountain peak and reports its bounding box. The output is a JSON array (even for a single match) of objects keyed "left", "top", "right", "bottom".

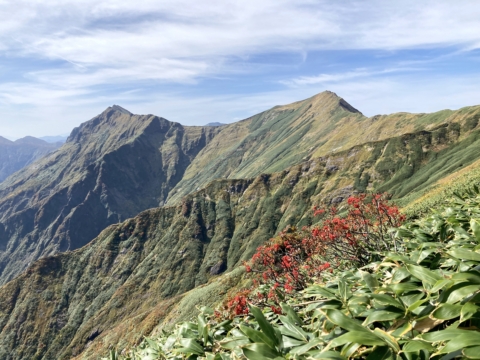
[
  {"left": 306, "top": 91, "right": 362, "bottom": 115},
  {"left": 110, "top": 105, "right": 132, "bottom": 115},
  {"left": 14, "top": 136, "right": 49, "bottom": 146},
  {"left": 0, "top": 136, "right": 13, "bottom": 145}
]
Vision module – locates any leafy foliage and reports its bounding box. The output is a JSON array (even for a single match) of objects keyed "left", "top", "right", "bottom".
[{"left": 106, "top": 187, "right": 480, "bottom": 359}]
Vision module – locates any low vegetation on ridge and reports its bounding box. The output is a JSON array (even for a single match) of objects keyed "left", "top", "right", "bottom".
[{"left": 107, "top": 187, "right": 480, "bottom": 359}]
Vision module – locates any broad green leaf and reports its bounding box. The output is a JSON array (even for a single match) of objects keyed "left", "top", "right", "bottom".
[
  {"left": 338, "top": 280, "right": 350, "bottom": 302},
  {"left": 219, "top": 336, "right": 251, "bottom": 350},
  {"left": 326, "top": 331, "right": 385, "bottom": 349},
  {"left": 278, "top": 316, "right": 309, "bottom": 341},
  {"left": 282, "top": 336, "right": 305, "bottom": 348},
  {"left": 363, "top": 308, "right": 403, "bottom": 325},
  {"left": 402, "top": 340, "right": 434, "bottom": 352},
  {"left": 471, "top": 219, "right": 480, "bottom": 241},
  {"left": 447, "top": 248, "right": 480, "bottom": 262},
  {"left": 432, "top": 303, "right": 462, "bottom": 320},
  {"left": 324, "top": 309, "right": 369, "bottom": 333},
  {"left": 430, "top": 279, "right": 453, "bottom": 293},
  {"left": 373, "top": 328, "right": 400, "bottom": 352},
  {"left": 176, "top": 338, "right": 205, "bottom": 356},
  {"left": 439, "top": 332, "right": 480, "bottom": 353},
  {"left": 453, "top": 270, "right": 480, "bottom": 285},
  {"left": 281, "top": 303, "right": 303, "bottom": 325},
  {"left": 446, "top": 284, "right": 480, "bottom": 304},
  {"left": 371, "top": 294, "right": 404, "bottom": 310},
  {"left": 304, "top": 286, "right": 339, "bottom": 300},
  {"left": 198, "top": 314, "right": 209, "bottom": 345},
  {"left": 361, "top": 271, "right": 379, "bottom": 292},
  {"left": 249, "top": 306, "right": 280, "bottom": 348},
  {"left": 461, "top": 302, "right": 480, "bottom": 323},
  {"left": 365, "top": 346, "right": 393, "bottom": 360},
  {"left": 309, "top": 350, "right": 346, "bottom": 360},
  {"left": 390, "top": 282, "right": 421, "bottom": 294},
  {"left": 391, "top": 268, "right": 411, "bottom": 284},
  {"left": 406, "top": 264, "right": 442, "bottom": 286},
  {"left": 464, "top": 346, "right": 480, "bottom": 359},
  {"left": 242, "top": 343, "right": 281, "bottom": 359},
  {"left": 420, "top": 328, "right": 471, "bottom": 342},
  {"left": 288, "top": 338, "right": 323, "bottom": 355},
  {"left": 240, "top": 324, "right": 276, "bottom": 350}
]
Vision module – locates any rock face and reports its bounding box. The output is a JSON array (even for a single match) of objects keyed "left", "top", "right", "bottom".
[
  {"left": 0, "top": 136, "right": 61, "bottom": 183},
  {"left": 0, "top": 107, "right": 221, "bottom": 283}
]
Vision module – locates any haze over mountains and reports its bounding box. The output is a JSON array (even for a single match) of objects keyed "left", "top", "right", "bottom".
[{"left": 0, "top": 91, "right": 479, "bottom": 359}]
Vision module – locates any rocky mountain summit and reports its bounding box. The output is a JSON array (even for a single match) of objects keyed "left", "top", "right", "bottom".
[
  {"left": 0, "top": 136, "right": 61, "bottom": 183},
  {"left": 0, "top": 92, "right": 479, "bottom": 359}
]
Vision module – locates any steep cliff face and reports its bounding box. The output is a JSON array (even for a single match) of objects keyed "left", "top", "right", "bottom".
[
  {"left": 1, "top": 114, "right": 480, "bottom": 359},
  {"left": 0, "top": 106, "right": 221, "bottom": 284},
  {"left": 0, "top": 136, "right": 61, "bottom": 183}
]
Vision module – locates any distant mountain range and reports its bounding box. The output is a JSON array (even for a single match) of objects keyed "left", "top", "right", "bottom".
[
  {"left": 0, "top": 136, "right": 61, "bottom": 183},
  {"left": 204, "top": 122, "right": 226, "bottom": 126},
  {"left": 0, "top": 91, "right": 479, "bottom": 359},
  {"left": 39, "top": 135, "right": 69, "bottom": 143}
]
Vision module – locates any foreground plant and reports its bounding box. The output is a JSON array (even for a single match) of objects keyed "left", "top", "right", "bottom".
[
  {"left": 105, "top": 188, "right": 480, "bottom": 359},
  {"left": 221, "top": 194, "right": 405, "bottom": 317}
]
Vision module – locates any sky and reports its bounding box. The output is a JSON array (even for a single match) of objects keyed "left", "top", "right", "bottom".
[{"left": 1, "top": 1, "right": 480, "bottom": 139}]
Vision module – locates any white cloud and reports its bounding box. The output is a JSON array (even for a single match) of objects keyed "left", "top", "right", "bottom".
[{"left": 1, "top": 0, "right": 480, "bottom": 138}]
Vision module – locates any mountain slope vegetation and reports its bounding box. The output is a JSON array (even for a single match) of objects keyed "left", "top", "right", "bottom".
[{"left": 0, "top": 92, "right": 479, "bottom": 359}]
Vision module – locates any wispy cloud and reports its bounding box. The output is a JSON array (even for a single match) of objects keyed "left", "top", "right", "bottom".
[{"left": 1, "top": 0, "right": 480, "bottom": 138}]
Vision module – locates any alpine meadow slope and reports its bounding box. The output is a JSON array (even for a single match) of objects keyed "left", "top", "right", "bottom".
[{"left": 0, "top": 92, "right": 480, "bottom": 358}]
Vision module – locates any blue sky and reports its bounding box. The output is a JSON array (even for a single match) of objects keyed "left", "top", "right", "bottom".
[{"left": 1, "top": 0, "right": 480, "bottom": 139}]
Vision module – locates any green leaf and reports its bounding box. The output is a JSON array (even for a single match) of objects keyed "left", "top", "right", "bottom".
[
  {"left": 402, "top": 340, "right": 434, "bottom": 352},
  {"left": 240, "top": 324, "right": 276, "bottom": 350},
  {"left": 365, "top": 346, "right": 393, "bottom": 360},
  {"left": 471, "top": 219, "right": 480, "bottom": 242},
  {"left": 390, "top": 282, "right": 422, "bottom": 294},
  {"left": 176, "top": 338, "right": 205, "bottom": 356},
  {"left": 406, "top": 264, "right": 442, "bottom": 286},
  {"left": 280, "top": 303, "right": 303, "bottom": 325},
  {"left": 439, "top": 332, "right": 480, "bottom": 353},
  {"left": 373, "top": 328, "right": 400, "bottom": 352},
  {"left": 420, "top": 328, "right": 471, "bottom": 342},
  {"left": 448, "top": 248, "right": 480, "bottom": 262},
  {"left": 288, "top": 338, "right": 323, "bottom": 355},
  {"left": 430, "top": 279, "right": 454, "bottom": 293},
  {"left": 461, "top": 302, "right": 480, "bottom": 322},
  {"left": 326, "top": 331, "right": 385, "bottom": 349},
  {"left": 309, "top": 350, "right": 346, "bottom": 360},
  {"left": 338, "top": 280, "right": 349, "bottom": 302},
  {"left": 324, "top": 309, "right": 369, "bottom": 333},
  {"left": 278, "top": 316, "right": 309, "bottom": 341},
  {"left": 304, "top": 285, "right": 339, "bottom": 300},
  {"left": 361, "top": 271, "right": 379, "bottom": 292},
  {"left": 219, "top": 336, "right": 251, "bottom": 350},
  {"left": 363, "top": 308, "right": 403, "bottom": 325},
  {"left": 432, "top": 303, "right": 462, "bottom": 320},
  {"left": 371, "top": 294, "right": 405, "bottom": 310},
  {"left": 249, "top": 306, "right": 280, "bottom": 348},
  {"left": 446, "top": 284, "right": 480, "bottom": 304},
  {"left": 242, "top": 343, "right": 282, "bottom": 359},
  {"left": 464, "top": 346, "right": 480, "bottom": 359},
  {"left": 452, "top": 271, "right": 480, "bottom": 284}
]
